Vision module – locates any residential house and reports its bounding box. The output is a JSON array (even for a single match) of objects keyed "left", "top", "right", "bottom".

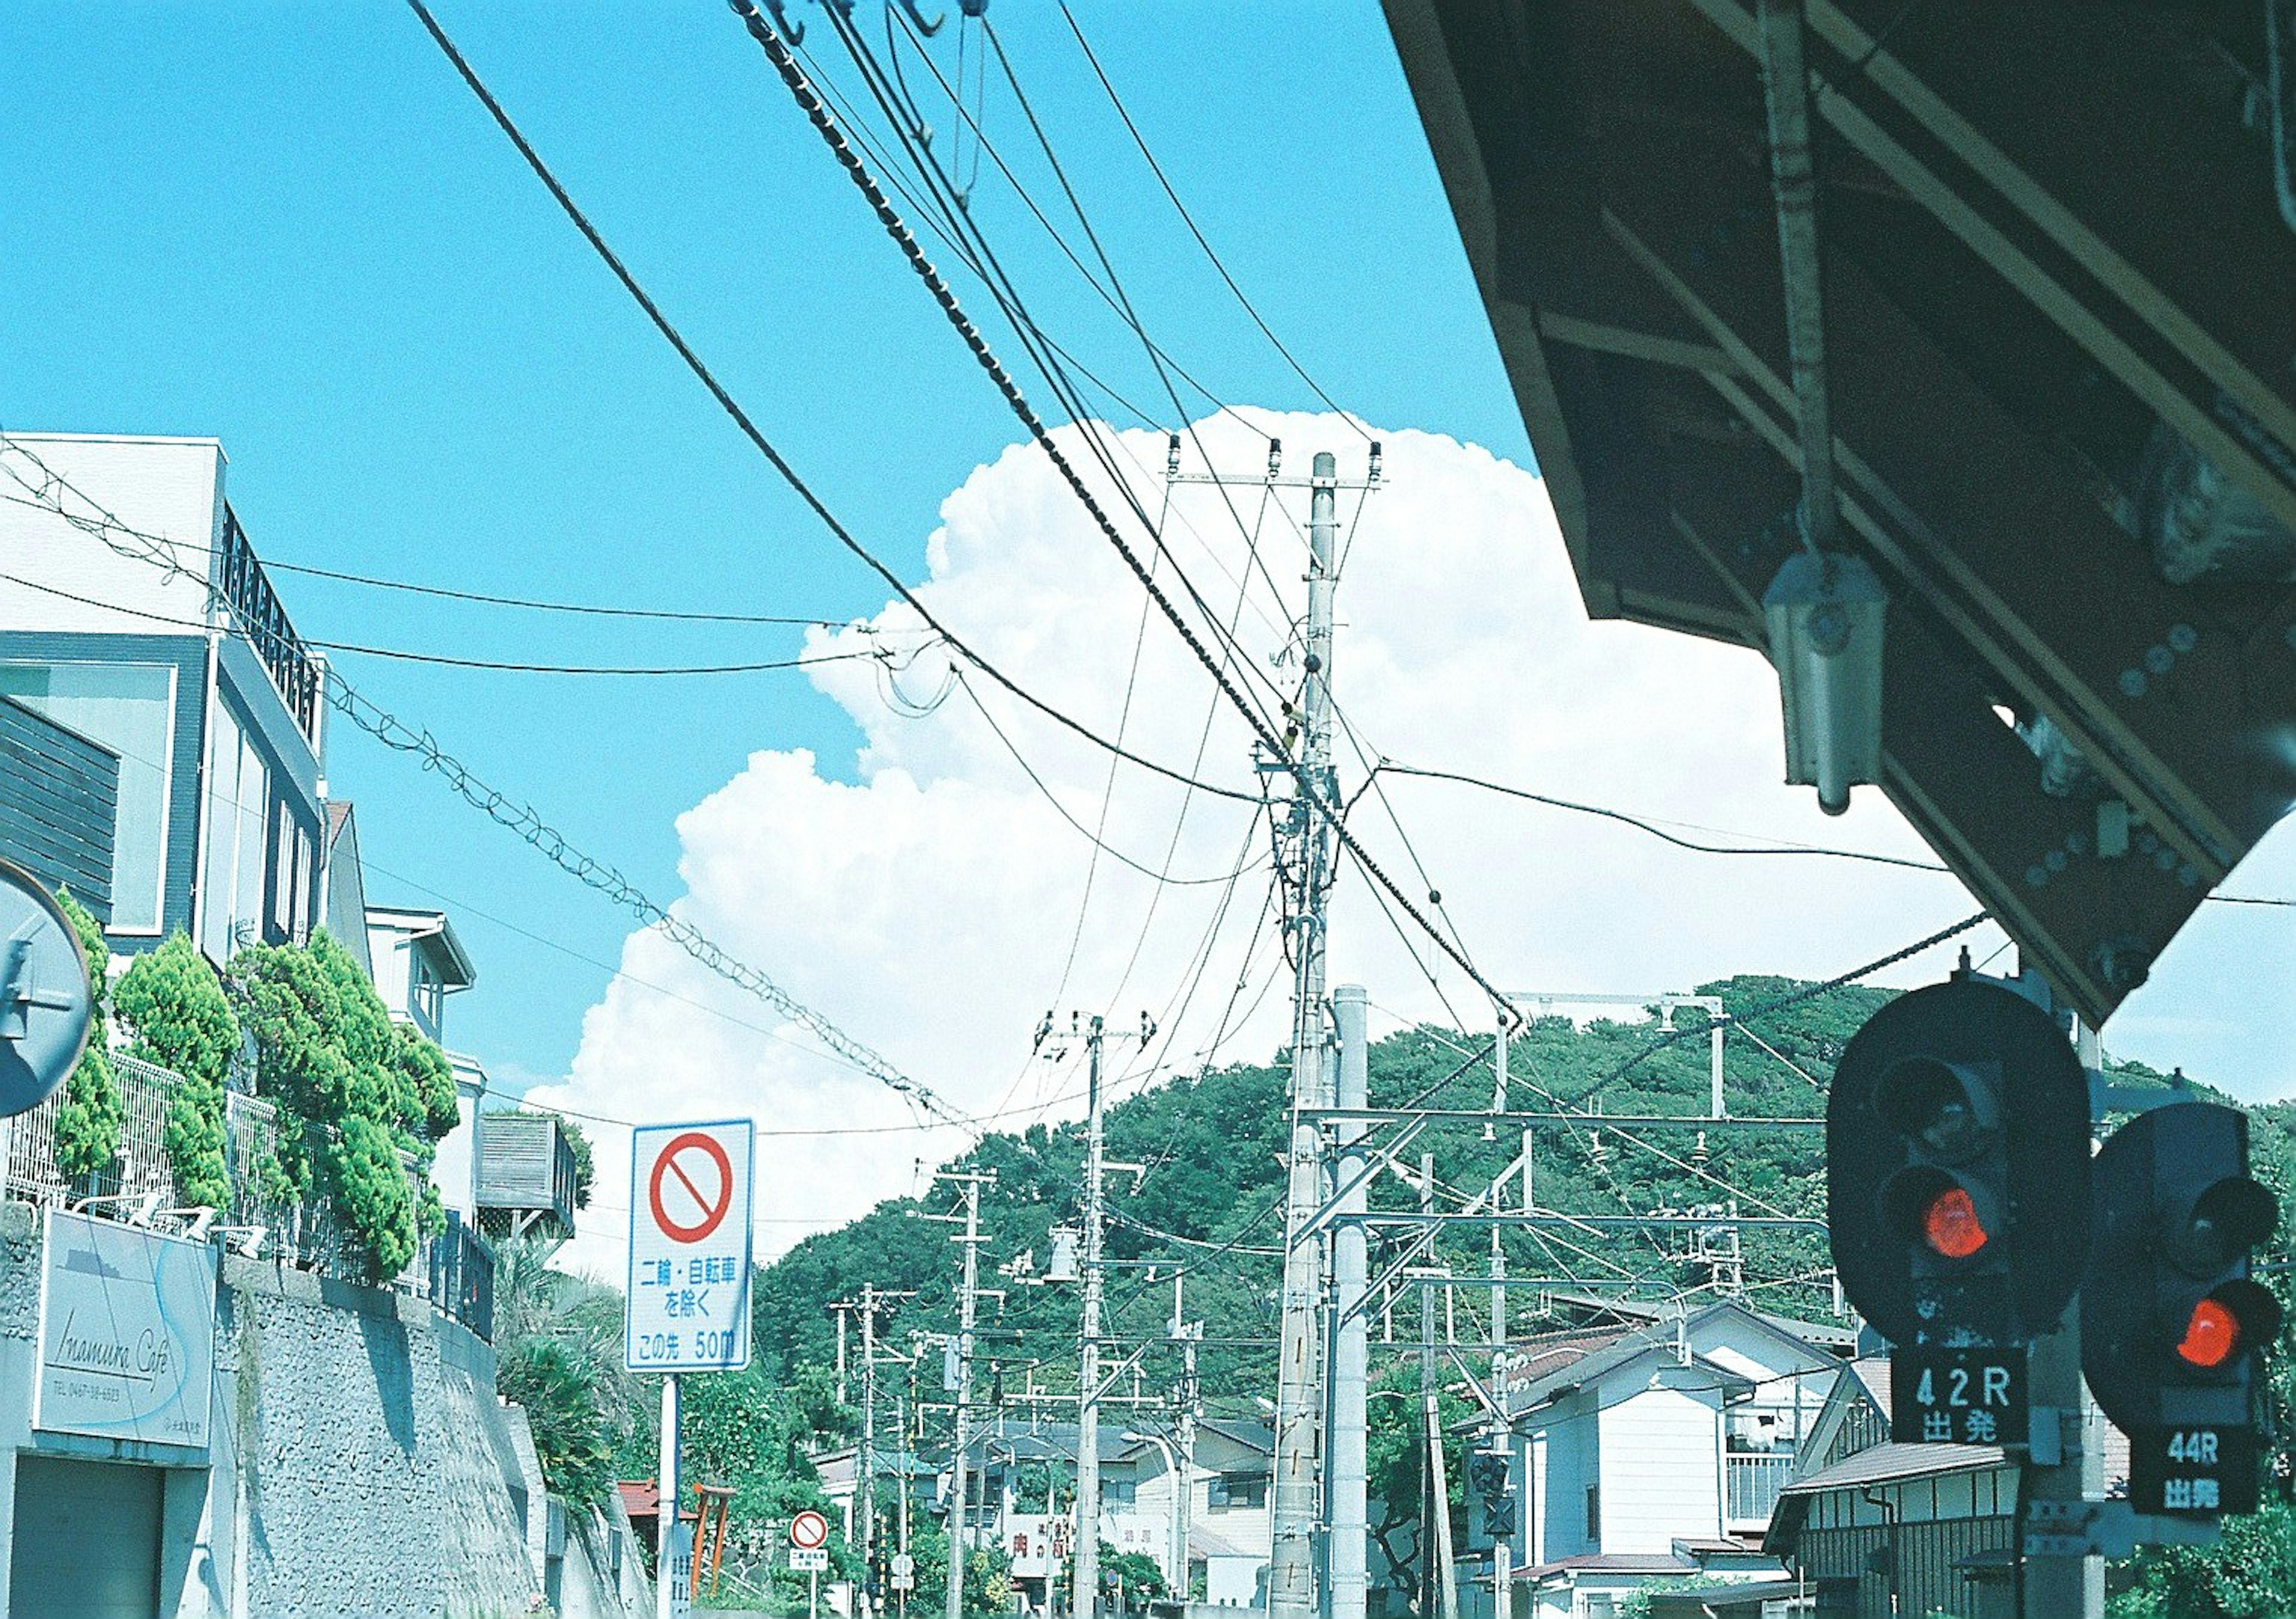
[
  {"left": 938, "top": 1417, "right": 1275, "bottom": 1611},
  {"left": 0, "top": 432, "right": 328, "bottom": 960},
  {"left": 1480, "top": 1298, "right": 1849, "bottom": 1619},
  {"left": 365, "top": 903, "right": 497, "bottom": 1224},
  {"left": 1122, "top": 1419, "right": 1275, "bottom": 1606},
  {"left": 1763, "top": 1358, "right": 2127, "bottom": 1619}
]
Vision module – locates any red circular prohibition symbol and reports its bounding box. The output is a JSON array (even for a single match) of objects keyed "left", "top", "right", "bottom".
[{"left": 648, "top": 1131, "right": 735, "bottom": 1244}]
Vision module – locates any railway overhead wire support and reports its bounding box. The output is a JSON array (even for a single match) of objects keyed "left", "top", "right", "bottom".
[
  {"left": 1269, "top": 452, "right": 1342, "bottom": 1619},
  {"left": 1037, "top": 1011, "right": 1153, "bottom": 1619}
]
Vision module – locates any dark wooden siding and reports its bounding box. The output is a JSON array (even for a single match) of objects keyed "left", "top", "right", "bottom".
[
  {"left": 0, "top": 633, "right": 210, "bottom": 951},
  {"left": 0, "top": 695, "right": 120, "bottom": 922},
  {"left": 1796, "top": 1515, "right": 2014, "bottom": 1619}
]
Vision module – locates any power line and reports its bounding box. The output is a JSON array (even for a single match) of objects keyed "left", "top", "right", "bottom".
[
  {"left": 0, "top": 567, "right": 893, "bottom": 679},
  {"left": 0, "top": 494, "right": 856, "bottom": 627},
  {"left": 727, "top": 1, "right": 1525, "bottom": 1035},
  {"left": 1383, "top": 760, "right": 2295, "bottom": 906},
  {"left": 955, "top": 670, "right": 1267, "bottom": 888},
  {"left": 396, "top": 0, "right": 1256, "bottom": 810},
  {"left": 1055, "top": 3, "right": 1370, "bottom": 440}
]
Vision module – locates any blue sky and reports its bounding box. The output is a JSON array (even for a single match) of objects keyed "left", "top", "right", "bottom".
[
  {"left": 3, "top": 2, "right": 1530, "bottom": 1081},
  {"left": 8, "top": 2, "right": 2291, "bottom": 1120}
]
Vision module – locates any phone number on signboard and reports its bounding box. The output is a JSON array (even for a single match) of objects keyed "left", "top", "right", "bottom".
[{"left": 632, "top": 1330, "right": 740, "bottom": 1364}]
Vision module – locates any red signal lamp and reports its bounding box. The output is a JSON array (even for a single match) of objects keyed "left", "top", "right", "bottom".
[
  {"left": 2176, "top": 1297, "right": 2241, "bottom": 1368},
  {"left": 2169, "top": 1281, "right": 2283, "bottom": 1373},
  {"left": 1922, "top": 1186, "right": 1989, "bottom": 1260}
]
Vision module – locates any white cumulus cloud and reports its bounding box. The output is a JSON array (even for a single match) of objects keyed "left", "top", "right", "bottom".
[{"left": 529, "top": 408, "right": 2178, "bottom": 1277}]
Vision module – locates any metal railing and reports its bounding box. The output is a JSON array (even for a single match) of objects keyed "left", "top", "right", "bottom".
[
  {"left": 1724, "top": 1451, "right": 1797, "bottom": 1526},
  {"left": 215, "top": 505, "right": 324, "bottom": 744},
  {"left": 1, "top": 1052, "right": 492, "bottom": 1339}
]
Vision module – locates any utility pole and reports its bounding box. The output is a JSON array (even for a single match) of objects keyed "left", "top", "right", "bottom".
[
  {"left": 1075, "top": 1017, "right": 1111, "bottom": 1619},
  {"left": 900, "top": 1378, "right": 915, "bottom": 1619},
  {"left": 1269, "top": 451, "right": 1342, "bottom": 1619},
  {"left": 1038, "top": 1011, "right": 1152, "bottom": 1619},
  {"left": 862, "top": 1285, "right": 880, "bottom": 1612},
  {"left": 924, "top": 1169, "right": 993, "bottom": 1619},
  {"left": 1329, "top": 985, "right": 1370, "bottom": 1619},
  {"left": 1419, "top": 1152, "right": 1459, "bottom": 1619},
  {"left": 1171, "top": 1273, "right": 1199, "bottom": 1606}
]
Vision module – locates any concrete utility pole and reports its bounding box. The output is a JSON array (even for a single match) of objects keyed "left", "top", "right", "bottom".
[
  {"left": 862, "top": 1285, "right": 880, "bottom": 1606},
  {"left": 1075, "top": 1017, "right": 1110, "bottom": 1619},
  {"left": 926, "top": 1170, "right": 993, "bottom": 1619},
  {"left": 1270, "top": 451, "right": 1342, "bottom": 1619},
  {"left": 1419, "top": 1152, "right": 1460, "bottom": 1619},
  {"left": 1329, "top": 986, "right": 1370, "bottom": 1619},
  {"left": 1171, "top": 1273, "right": 1199, "bottom": 1603}
]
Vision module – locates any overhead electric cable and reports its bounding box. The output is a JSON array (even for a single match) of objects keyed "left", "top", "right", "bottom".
[
  {"left": 0, "top": 568, "right": 891, "bottom": 679},
  {"left": 396, "top": 1, "right": 1253, "bottom": 808},
  {"left": 956, "top": 670, "right": 1265, "bottom": 888},
  {"left": 725, "top": 0, "right": 1525, "bottom": 1033},
  {"left": 1055, "top": 3, "right": 1371, "bottom": 439}
]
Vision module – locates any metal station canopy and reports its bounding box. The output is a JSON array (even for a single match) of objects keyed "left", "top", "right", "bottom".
[{"left": 1384, "top": 0, "right": 2296, "bottom": 1024}]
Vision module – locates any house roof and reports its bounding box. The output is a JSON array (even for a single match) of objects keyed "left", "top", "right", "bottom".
[
  {"left": 366, "top": 905, "right": 477, "bottom": 989},
  {"left": 1507, "top": 1309, "right": 1778, "bottom": 1417},
  {"left": 1781, "top": 1441, "right": 2008, "bottom": 1496},
  {"left": 1189, "top": 1525, "right": 1258, "bottom": 1561},
  {"left": 618, "top": 1480, "right": 660, "bottom": 1521},
  {"left": 1521, "top": 1552, "right": 1695, "bottom": 1583}
]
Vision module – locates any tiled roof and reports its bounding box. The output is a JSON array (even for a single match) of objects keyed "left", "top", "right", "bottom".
[
  {"left": 618, "top": 1480, "right": 661, "bottom": 1520},
  {"left": 1515, "top": 1543, "right": 1699, "bottom": 1571},
  {"left": 1781, "top": 1441, "right": 2007, "bottom": 1495}
]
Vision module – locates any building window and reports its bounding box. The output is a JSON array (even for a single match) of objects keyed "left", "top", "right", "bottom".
[
  {"left": 0, "top": 661, "right": 175, "bottom": 932},
  {"left": 1584, "top": 1483, "right": 1600, "bottom": 1542},
  {"left": 1208, "top": 1473, "right": 1265, "bottom": 1511},
  {"left": 196, "top": 698, "right": 270, "bottom": 961},
  {"left": 1103, "top": 1477, "right": 1136, "bottom": 1507}
]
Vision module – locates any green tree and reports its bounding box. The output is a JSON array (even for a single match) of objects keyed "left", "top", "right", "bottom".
[
  {"left": 226, "top": 930, "right": 463, "bottom": 1280},
  {"left": 50, "top": 888, "right": 121, "bottom": 1181},
  {"left": 112, "top": 933, "right": 239, "bottom": 1210},
  {"left": 331, "top": 1113, "right": 419, "bottom": 1281},
  {"left": 1101, "top": 1545, "right": 1168, "bottom": 1606},
  {"left": 393, "top": 1023, "right": 462, "bottom": 1141},
  {"left": 903, "top": 1525, "right": 1014, "bottom": 1619}
]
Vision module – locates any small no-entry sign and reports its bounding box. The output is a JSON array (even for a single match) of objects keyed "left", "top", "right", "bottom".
[
  {"left": 790, "top": 1510, "right": 830, "bottom": 1550},
  {"left": 627, "top": 1119, "right": 753, "bottom": 1373}
]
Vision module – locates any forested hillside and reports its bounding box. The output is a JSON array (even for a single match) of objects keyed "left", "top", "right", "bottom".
[{"left": 523, "top": 972, "right": 2296, "bottom": 1609}]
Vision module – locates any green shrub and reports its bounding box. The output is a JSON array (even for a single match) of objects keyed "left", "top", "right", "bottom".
[
  {"left": 395, "top": 1027, "right": 462, "bottom": 1141},
  {"left": 496, "top": 1337, "right": 616, "bottom": 1504},
  {"left": 112, "top": 933, "right": 239, "bottom": 1087},
  {"left": 113, "top": 934, "right": 239, "bottom": 1210},
  {"left": 331, "top": 1113, "right": 419, "bottom": 1282},
  {"left": 50, "top": 890, "right": 120, "bottom": 1181}
]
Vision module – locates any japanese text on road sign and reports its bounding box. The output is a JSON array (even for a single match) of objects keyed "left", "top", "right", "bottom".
[{"left": 626, "top": 1120, "right": 754, "bottom": 1373}]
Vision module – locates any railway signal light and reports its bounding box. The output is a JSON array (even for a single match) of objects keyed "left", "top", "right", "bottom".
[
  {"left": 2083, "top": 1102, "right": 2282, "bottom": 1516},
  {"left": 1827, "top": 978, "right": 2091, "bottom": 1349},
  {"left": 1467, "top": 1451, "right": 1516, "bottom": 1538}
]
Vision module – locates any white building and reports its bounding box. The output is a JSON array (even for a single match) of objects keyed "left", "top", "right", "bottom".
[
  {"left": 1486, "top": 1299, "right": 1849, "bottom": 1619},
  {"left": 365, "top": 905, "right": 487, "bottom": 1222}
]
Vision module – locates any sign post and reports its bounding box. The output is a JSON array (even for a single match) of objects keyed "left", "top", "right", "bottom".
[
  {"left": 792, "top": 1510, "right": 832, "bottom": 1619},
  {"left": 629, "top": 1120, "right": 755, "bottom": 1619}
]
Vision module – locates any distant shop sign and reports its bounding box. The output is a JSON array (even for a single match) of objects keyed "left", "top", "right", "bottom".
[{"left": 35, "top": 1209, "right": 216, "bottom": 1449}]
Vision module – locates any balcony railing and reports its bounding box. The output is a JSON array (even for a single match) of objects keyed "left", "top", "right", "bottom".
[
  {"left": 1724, "top": 1451, "right": 1797, "bottom": 1528},
  {"left": 0, "top": 1052, "right": 492, "bottom": 1340},
  {"left": 215, "top": 505, "right": 324, "bottom": 744}
]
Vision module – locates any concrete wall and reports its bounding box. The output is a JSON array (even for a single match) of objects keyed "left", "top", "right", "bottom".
[{"left": 0, "top": 1200, "right": 544, "bottom": 1618}]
